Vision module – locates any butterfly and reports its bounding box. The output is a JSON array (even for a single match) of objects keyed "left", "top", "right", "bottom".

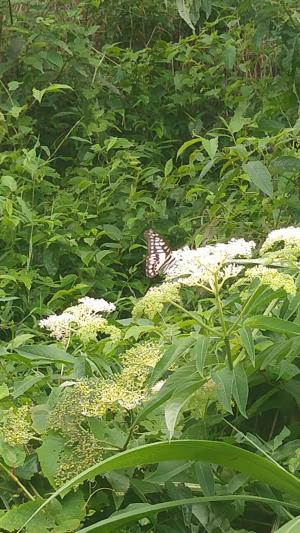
[{"left": 144, "top": 229, "right": 175, "bottom": 278}]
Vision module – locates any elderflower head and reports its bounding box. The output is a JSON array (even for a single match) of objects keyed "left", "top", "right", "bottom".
[
  {"left": 260, "top": 227, "right": 300, "bottom": 262},
  {"left": 133, "top": 282, "right": 181, "bottom": 320},
  {"left": 165, "top": 239, "right": 255, "bottom": 287},
  {"left": 245, "top": 265, "right": 296, "bottom": 295},
  {"left": 39, "top": 296, "right": 119, "bottom": 342}
]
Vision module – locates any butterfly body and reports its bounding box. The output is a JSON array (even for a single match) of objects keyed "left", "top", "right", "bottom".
[{"left": 144, "top": 229, "right": 174, "bottom": 278}]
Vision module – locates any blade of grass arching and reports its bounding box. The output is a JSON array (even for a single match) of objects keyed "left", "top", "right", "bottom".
[
  {"left": 76, "top": 495, "right": 300, "bottom": 533},
  {"left": 17, "top": 440, "right": 300, "bottom": 532},
  {"left": 274, "top": 516, "right": 300, "bottom": 532}
]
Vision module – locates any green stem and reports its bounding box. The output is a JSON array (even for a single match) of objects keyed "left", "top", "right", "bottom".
[
  {"left": 213, "top": 273, "right": 233, "bottom": 370},
  {"left": 168, "top": 300, "right": 218, "bottom": 336},
  {"left": 0, "top": 462, "right": 35, "bottom": 501}
]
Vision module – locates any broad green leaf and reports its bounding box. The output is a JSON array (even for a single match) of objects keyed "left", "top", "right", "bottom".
[
  {"left": 20, "top": 440, "right": 300, "bottom": 532},
  {"left": 0, "top": 440, "right": 25, "bottom": 468},
  {"left": 15, "top": 345, "right": 76, "bottom": 364},
  {"left": 271, "top": 156, "right": 300, "bottom": 173},
  {"left": 165, "top": 382, "right": 201, "bottom": 438},
  {"left": 177, "top": 137, "right": 202, "bottom": 158},
  {"left": 232, "top": 363, "right": 248, "bottom": 418},
  {"left": 176, "top": 0, "right": 195, "bottom": 30},
  {"left": 1, "top": 175, "right": 17, "bottom": 191},
  {"left": 0, "top": 492, "right": 85, "bottom": 532},
  {"left": 193, "top": 335, "right": 210, "bottom": 376},
  {"left": 7, "top": 334, "right": 35, "bottom": 350},
  {"left": 223, "top": 43, "right": 236, "bottom": 70},
  {"left": 239, "top": 327, "right": 255, "bottom": 364},
  {"left": 240, "top": 285, "right": 284, "bottom": 318},
  {"left": 229, "top": 112, "right": 247, "bottom": 133},
  {"left": 32, "top": 87, "right": 45, "bottom": 103},
  {"left": 149, "top": 337, "right": 195, "bottom": 385},
  {"left": 36, "top": 432, "right": 65, "bottom": 488},
  {"left": 12, "top": 375, "right": 44, "bottom": 399},
  {"left": 201, "top": 137, "right": 218, "bottom": 160},
  {"left": 32, "top": 84, "right": 73, "bottom": 103},
  {"left": 243, "top": 160, "right": 273, "bottom": 197},
  {"left": 244, "top": 316, "right": 300, "bottom": 336},
  {"left": 212, "top": 367, "right": 233, "bottom": 413},
  {"left": 194, "top": 462, "right": 215, "bottom": 496},
  {"left": 257, "top": 340, "right": 293, "bottom": 370},
  {"left": 164, "top": 158, "right": 173, "bottom": 177},
  {"left": 0, "top": 383, "right": 9, "bottom": 400}
]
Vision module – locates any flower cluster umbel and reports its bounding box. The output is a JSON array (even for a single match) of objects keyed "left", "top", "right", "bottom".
[{"left": 39, "top": 297, "right": 120, "bottom": 343}]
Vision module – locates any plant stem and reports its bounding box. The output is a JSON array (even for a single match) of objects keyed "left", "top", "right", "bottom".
[
  {"left": 0, "top": 462, "right": 35, "bottom": 501},
  {"left": 213, "top": 273, "right": 233, "bottom": 370},
  {"left": 168, "top": 300, "right": 218, "bottom": 336}
]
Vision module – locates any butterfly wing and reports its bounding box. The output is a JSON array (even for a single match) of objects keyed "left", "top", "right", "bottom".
[{"left": 144, "top": 230, "right": 173, "bottom": 278}]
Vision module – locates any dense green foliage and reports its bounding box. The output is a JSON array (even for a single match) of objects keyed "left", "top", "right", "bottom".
[{"left": 1, "top": 0, "right": 300, "bottom": 531}]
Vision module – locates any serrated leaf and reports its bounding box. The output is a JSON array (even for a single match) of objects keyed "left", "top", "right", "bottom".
[
  {"left": 243, "top": 160, "right": 273, "bottom": 197},
  {"left": 232, "top": 363, "right": 248, "bottom": 418},
  {"left": 37, "top": 432, "right": 65, "bottom": 488},
  {"left": 244, "top": 316, "right": 300, "bottom": 336},
  {"left": 0, "top": 383, "right": 9, "bottom": 400},
  {"left": 212, "top": 367, "right": 233, "bottom": 414},
  {"left": 239, "top": 327, "right": 255, "bottom": 365},
  {"left": 193, "top": 336, "right": 210, "bottom": 376},
  {"left": 165, "top": 382, "right": 201, "bottom": 439}
]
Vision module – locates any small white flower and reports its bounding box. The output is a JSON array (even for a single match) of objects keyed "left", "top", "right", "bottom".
[
  {"left": 261, "top": 226, "right": 300, "bottom": 253},
  {"left": 39, "top": 296, "right": 117, "bottom": 341},
  {"left": 165, "top": 239, "right": 255, "bottom": 287},
  {"left": 78, "top": 297, "right": 116, "bottom": 314},
  {"left": 39, "top": 312, "right": 74, "bottom": 340}
]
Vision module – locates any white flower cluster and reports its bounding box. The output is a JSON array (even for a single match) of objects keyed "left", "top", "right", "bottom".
[
  {"left": 261, "top": 226, "right": 300, "bottom": 253},
  {"left": 164, "top": 238, "right": 255, "bottom": 287},
  {"left": 39, "top": 297, "right": 116, "bottom": 341}
]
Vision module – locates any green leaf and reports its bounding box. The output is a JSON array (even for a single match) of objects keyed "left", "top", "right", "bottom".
[
  {"left": 212, "top": 367, "right": 233, "bottom": 413},
  {"left": 229, "top": 112, "right": 247, "bottom": 133},
  {"left": 1, "top": 175, "right": 17, "bottom": 191},
  {"left": 12, "top": 375, "right": 44, "bottom": 399},
  {"left": 165, "top": 382, "right": 202, "bottom": 438},
  {"left": 75, "top": 495, "right": 299, "bottom": 533},
  {"left": 177, "top": 137, "right": 202, "bottom": 158},
  {"left": 232, "top": 363, "right": 248, "bottom": 418},
  {"left": 149, "top": 337, "right": 195, "bottom": 385},
  {"left": 193, "top": 335, "right": 211, "bottom": 376},
  {"left": 243, "top": 160, "right": 273, "bottom": 197},
  {"left": 164, "top": 158, "right": 173, "bottom": 177},
  {"left": 223, "top": 43, "right": 236, "bottom": 70},
  {"left": 0, "top": 383, "right": 9, "bottom": 400},
  {"left": 0, "top": 440, "right": 26, "bottom": 468},
  {"left": 36, "top": 432, "right": 65, "bottom": 488},
  {"left": 274, "top": 516, "right": 300, "bottom": 532},
  {"left": 201, "top": 137, "right": 218, "bottom": 160},
  {"left": 239, "top": 327, "right": 255, "bottom": 364},
  {"left": 176, "top": 0, "right": 195, "bottom": 30},
  {"left": 21, "top": 440, "right": 300, "bottom": 531},
  {"left": 271, "top": 156, "right": 300, "bottom": 173},
  {"left": 194, "top": 462, "right": 215, "bottom": 496},
  {"left": 15, "top": 345, "right": 76, "bottom": 364},
  {"left": 7, "top": 334, "right": 35, "bottom": 350},
  {"left": 244, "top": 316, "right": 300, "bottom": 336}
]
